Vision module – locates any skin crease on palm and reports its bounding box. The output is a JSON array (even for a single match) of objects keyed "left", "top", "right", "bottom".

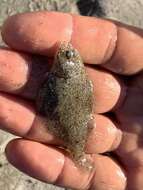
[{"left": 1, "top": 11, "right": 143, "bottom": 190}]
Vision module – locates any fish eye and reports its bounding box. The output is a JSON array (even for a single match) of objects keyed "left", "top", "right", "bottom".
[{"left": 65, "top": 50, "right": 75, "bottom": 59}]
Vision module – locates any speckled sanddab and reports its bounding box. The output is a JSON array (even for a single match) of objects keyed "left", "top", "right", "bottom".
[{"left": 36, "top": 42, "right": 94, "bottom": 170}]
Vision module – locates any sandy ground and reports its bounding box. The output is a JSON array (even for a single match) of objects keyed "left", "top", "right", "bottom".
[
  {"left": 0, "top": 0, "right": 143, "bottom": 190},
  {"left": 100, "top": 0, "right": 143, "bottom": 28}
]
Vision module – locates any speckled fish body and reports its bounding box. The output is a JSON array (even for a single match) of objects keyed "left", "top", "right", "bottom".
[{"left": 37, "top": 42, "right": 93, "bottom": 169}]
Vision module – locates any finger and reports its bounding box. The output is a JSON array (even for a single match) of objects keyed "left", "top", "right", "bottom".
[
  {"left": 2, "top": 12, "right": 143, "bottom": 75},
  {"left": 0, "top": 48, "right": 50, "bottom": 99},
  {"left": 1, "top": 12, "right": 116, "bottom": 65},
  {"left": 114, "top": 99, "right": 143, "bottom": 190},
  {"left": 114, "top": 115, "right": 143, "bottom": 168},
  {"left": 0, "top": 92, "right": 62, "bottom": 144},
  {"left": 113, "top": 116, "right": 143, "bottom": 190},
  {"left": 6, "top": 139, "right": 94, "bottom": 190},
  {"left": 6, "top": 139, "right": 127, "bottom": 190},
  {"left": 0, "top": 93, "right": 121, "bottom": 153},
  {"left": 0, "top": 48, "right": 30, "bottom": 92},
  {"left": 103, "top": 22, "right": 143, "bottom": 75},
  {"left": 114, "top": 94, "right": 143, "bottom": 190},
  {"left": 28, "top": 114, "right": 122, "bottom": 154},
  {"left": 115, "top": 72, "right": 143, "bottom": 117},
  {"left": 114, "top": 72, "right": 143, "bottom": 159},
  {"left": 0, "top": 92, "right": 35, "bottom": 136},
  {"left": 90, "top": 154, "right": 126, "bottom": 190},
  {"left": 85, "top": 114, "right": 122, "bottom": 153},
  {"left": 0, "top": 49, "right": 125, "bottom": 112},
  {"left": 86, "top": 66, "right": 126, "bottom": 113}
]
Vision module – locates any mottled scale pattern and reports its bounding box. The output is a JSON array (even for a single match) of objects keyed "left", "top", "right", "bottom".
[{"left": 37, "top": 42, "right": 93, "bottom": 170}]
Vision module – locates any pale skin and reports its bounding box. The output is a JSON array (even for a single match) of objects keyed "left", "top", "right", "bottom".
[{"left": 0, "top": 11, "right": 143, "bottom": 190}]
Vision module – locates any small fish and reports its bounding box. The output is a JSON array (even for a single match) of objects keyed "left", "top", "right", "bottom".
[{"left": 36, "top": 42, "right": 94, "bottom": 170}]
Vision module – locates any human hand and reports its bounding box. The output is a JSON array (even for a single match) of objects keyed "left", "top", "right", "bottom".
[{"left": 1, "top": 11, "right": 143, "bottom": 190}]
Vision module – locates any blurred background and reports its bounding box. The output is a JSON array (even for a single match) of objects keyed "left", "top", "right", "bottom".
[{"left": 0, "top": 0, "right": 143, "bottom": 190}]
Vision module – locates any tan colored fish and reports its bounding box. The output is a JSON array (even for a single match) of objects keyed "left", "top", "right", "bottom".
[{"left": 37, "top": 42, "right": 94, "bottom": 170}]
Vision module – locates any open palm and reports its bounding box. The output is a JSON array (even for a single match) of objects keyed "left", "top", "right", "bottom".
[{"left": 1, "top": 11, "right": 143, "bottom": 190}]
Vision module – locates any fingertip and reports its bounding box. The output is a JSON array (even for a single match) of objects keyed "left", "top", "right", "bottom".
[
  {"left": 2, "top": 11, "right": 117, "bottom": 65},
  {"left": 5, "top": 139, "right": 94, "bottom": 189},
  {"left": 72, "top": 15, "right": 117, "bottom": 64},
  {"left": 5, "top": 139, "right": 65, "bottom": 183},
  {"left": 5, "top": 138, "right": 23, "bottom": 166},
  {"left": 0, "top": 48, "right": 30, "bottom": 92},
  {"left": 86, "top": 115, "right": 119, "bottom": 153},
  {"left": 103, "top": 23, "right": 143, "bottom": 75},
  {"left": 2, "top": 11, "right": 73, "bottom": 56},
  {"left": 91, "top": 154, "right": 127, "bottom": 190},
  {"left": 5, "top": 138, "right": 15, "bottom": 156},
  {"left": 0, "top": 93, "right": 35, "bottom": 136},
  {"left": 86, "top": 66, "right": 122, "bottom": 113},
  {"left": 56, "top": 155, "right": 94, "bottom": 189}
]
